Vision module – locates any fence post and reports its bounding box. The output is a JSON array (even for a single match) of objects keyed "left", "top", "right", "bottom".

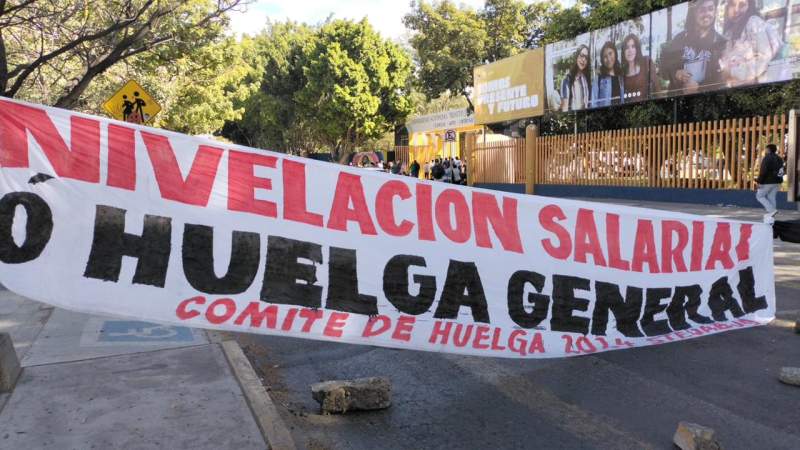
[
  {"left": 465, "top": 133, "right": 476, "bottom": 187},
  {"left": 788, "top": 110, "right": 798, "bottom": 205},
  {"left": 525, "top": 124, "right": 539, "bottom": 195}
]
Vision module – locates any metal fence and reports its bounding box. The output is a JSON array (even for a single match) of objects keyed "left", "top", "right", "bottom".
[
  {"left": 460, "top": 115, "right": 789, "bottom": 191},
  {"left": 532, "top": 115, "right": 788, "bottom": 191}
]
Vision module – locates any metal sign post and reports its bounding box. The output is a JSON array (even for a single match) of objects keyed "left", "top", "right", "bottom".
[{"left": 788, "top": 110, "right": 798, "bottom": 206}]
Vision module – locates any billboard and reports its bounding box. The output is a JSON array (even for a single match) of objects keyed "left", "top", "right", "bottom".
[
  {"left": 545, "top": 32, "right": 593, "bottom": 112},
  {"left": 406, "top": 109, "right": 474, "bottom": 134},
  {"left": 476, "top": 0, "right": 800, "bottom": 122},
  {"left": 590, "top": 14, "right": 655, "bottom": 108},
  {"left": 652, "top": 0, "right": 800, "bottom": 98},
  {"left": 473, "top": 49, "right": 545, "bottom": 125}
]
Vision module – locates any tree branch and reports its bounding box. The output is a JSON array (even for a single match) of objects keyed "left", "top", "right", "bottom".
[
  {"left": 0, "top": 0, "right": 36, "bottom": 19},
  {"left": 5, "top": 0, "right": 157, "bottom": 97}
]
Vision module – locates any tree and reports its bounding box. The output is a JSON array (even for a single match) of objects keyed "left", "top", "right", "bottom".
[
  {"left": 296, "top": 19, "right": 413, "bottom": 156},
  {"left": 225, "top": 18, "right": 413, "bottom": 156},
  {"left": 143, "top": 37, "right": 255, "bottom": 135},
  {"left": 0, "top": 0, "right": 246, "bottom": 108},
  {"left": 522, "top": 0, "right": 567, "bottom": 48},
  {"left": 403, "top": 0, "right": 487, "bottom": 110},
  {"left": 224, "top": 21, "right": 321, "bottom": 152},
  {"left": 481, "top": 0, "right": 527, "bottom": 61}
]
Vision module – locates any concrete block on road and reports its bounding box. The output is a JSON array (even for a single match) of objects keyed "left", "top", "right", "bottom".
[
  {"left": 779, "top": 367, "right": 800, "bottom": 387},
  {"left": 673, "top": 422, "right": 721, "bottom": 450},
  {"left": 311, "top": 377, "right": 391, "bottom": 414},
  {"left": 0, "top": 333, "right": 21, "bottom": 392}
]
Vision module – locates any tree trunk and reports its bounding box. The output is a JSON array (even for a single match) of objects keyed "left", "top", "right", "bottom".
[
  {"left": 462, "top": 90, "right": 475, "bottom": 113},
  {"left": 0, "top": 29, "right": 7, "bottom": 95},
  {"left": 54, "top": 52, "right": 123, "bottom": 108}
]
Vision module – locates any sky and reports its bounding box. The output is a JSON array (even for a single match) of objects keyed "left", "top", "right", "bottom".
[{"left": 228, "top": 0, "right": 575, "bottom": 41}]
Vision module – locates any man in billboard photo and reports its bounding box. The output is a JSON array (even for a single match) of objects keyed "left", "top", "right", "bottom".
[
  {"left": 560, "top": 44, "right": 592, "bottom": 111},
  {"left": 621, "top": 33, "right": 658, "bottom": 101},
  {"left": 659, "top": 0, "right": 726, "bottom": 94},
  {"left": 592, "top": 41, "right": 625, "bottom": 107},
  {"left": 719, "top": 0, "right": 782, "bottom": 87}
]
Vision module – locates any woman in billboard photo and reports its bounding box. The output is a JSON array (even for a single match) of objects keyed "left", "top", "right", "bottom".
[
  {"left": 621, "top": 33, "right": 658, "bottom": 102},
  {"left": 592, "top": 41, "right": 625, "bottom": 107},
  {"left": 560, "top": 44, "right": 591, "bottom": 111},
  {"left": 718, "top": 0, "right": 782, "bottom": 87},
  {"left": 659, "top": 0, "right": 726, "bottom": 94}
]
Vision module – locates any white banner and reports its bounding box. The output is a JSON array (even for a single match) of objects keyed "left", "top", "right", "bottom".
[{"left": 0, "top": 98, "right": 776, "bottom": 358}]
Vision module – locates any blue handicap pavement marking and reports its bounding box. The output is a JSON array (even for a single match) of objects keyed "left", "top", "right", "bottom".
[{"left": 98, "top": 320, "right": 195, "bottom": 343}]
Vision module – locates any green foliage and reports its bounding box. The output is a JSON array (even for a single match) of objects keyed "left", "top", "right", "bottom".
[
  {"left": 409, "top": 90, "right": 469, "bottom": 116},
  {"left": 296, "top": 19, "right": 412, "bottom": 154},
  {"left": 224, "top": 22, "right": 318, "bottom": 151},
  {"left": 403, "top": 0, "right": 487, "bottom": 108},
  {"left": 1, "top": 0, "right": 252, "bottom": 135},
  {"left": 481, "top": 0, "right": 527, "bottom": 61},
  {"left": 225, "top": 18, "right": 413, "bottom": 156}
]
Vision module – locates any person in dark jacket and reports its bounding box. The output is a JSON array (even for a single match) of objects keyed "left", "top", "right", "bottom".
[
  {"left": 756, "top": 143, "right": 784, "bottom": 223},
  {"left": 409, "top": 160, "right": 420, "bottom": 178},
  {"left": 658, "top": 0, "right": 726, "bottom": 95}
]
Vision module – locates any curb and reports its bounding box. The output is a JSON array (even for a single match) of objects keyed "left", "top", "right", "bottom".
[{"left": 220, "top": 340, "right": 297, "bottom": 450}]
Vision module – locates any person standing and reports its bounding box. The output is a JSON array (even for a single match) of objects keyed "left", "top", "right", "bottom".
[
  {"left": 409, "top": 160, "right": 420, "bottom": 178},
  {"left": 451, "top": 158, "right": 462, "bottom": 184},
  {"left": 719, "top": 0, "right": 782, "bottom": 87},
  {"left": 659, "top": 0, "right": 725, "bottom": 94},
  {"left": 431, "top": 159, "right": 445, "bottom": 181},
  {"left": 756, "top": 144, "right": 784, "bottom": 223},
  {"left": 443, "top": 160, "right": 453, "bottom": 183},
  {"left": 560, "top": 45, "right": 592, "bottom": 112},
  {"left": 423, "top": 161, "right": 431, "bottom": 179},
  {"left": 592, "top": 41, "right": 625, "bottom": 107}
]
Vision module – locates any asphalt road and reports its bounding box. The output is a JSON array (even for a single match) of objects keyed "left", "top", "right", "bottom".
[{"left": 234, "top": 200, "right": 800, "bottom": 450}]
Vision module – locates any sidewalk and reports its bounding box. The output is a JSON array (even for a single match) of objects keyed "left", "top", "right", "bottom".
[{"left": 0, "top": 287, "right": 293, "bottom": 450}]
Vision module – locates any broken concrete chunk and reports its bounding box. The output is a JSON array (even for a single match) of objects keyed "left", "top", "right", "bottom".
[
  {"left": 779, "top": 367, "right": 800, "bottom": 387},
  {"left": 673, "top": 421, "right": 721, "bottom": 450},
  {"left": 311, "top": 377, "right": 391, "bottom": 414}
]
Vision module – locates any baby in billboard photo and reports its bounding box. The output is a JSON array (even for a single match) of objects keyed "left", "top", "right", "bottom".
[{"left": 718, "top": 0, "right": 783, "bottom": 87}]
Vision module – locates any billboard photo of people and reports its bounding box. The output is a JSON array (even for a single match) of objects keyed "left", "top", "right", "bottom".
[
  {"left": 545, "top": 32, "right": 593, "bottom": 112},
  {"left": 590, "top": 14, "right": 656, "bottom": 108},
  {"left": 717, "top": 0, "right": 793, "bottom": 87},
  {"left": 652, "top": 1, "right": 727, "bottom": 96},
  {"left": 653, "top": 0, "right": 799, "bottom": 98}
]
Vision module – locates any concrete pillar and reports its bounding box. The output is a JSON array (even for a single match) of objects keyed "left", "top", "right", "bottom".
[
  {"left": 788, "top": 110, "right": 798, "bottom": 208},
  {"left": 0, "top": 333, "right": 21, "bottom": 392},
  {"left": 525, "top": 124, "right": 539, "bottom": 195},
  {"left": 465, "top": 133, "right": 476, "bottom": 187}
]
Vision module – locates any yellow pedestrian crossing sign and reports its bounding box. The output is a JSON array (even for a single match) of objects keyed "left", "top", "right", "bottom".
[{"left": 102, "top": 80, "right": 161, "bottom": 124}]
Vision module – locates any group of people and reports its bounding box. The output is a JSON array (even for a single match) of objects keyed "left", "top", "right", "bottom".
[
  {"left": 560, "top": 0, "right": 783, "bottom": 111},
  {"left": 562, "top": 33, "right": 657, "bottom": 110},
  {"left": 353, "top": 157, "right": 466, "bottom": 184},
  {"left": 421, "top": 157, "right": 467, "bottom": 184},
  {"left": 662, "top": 0, "right": 782, "bottom": 93}
]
